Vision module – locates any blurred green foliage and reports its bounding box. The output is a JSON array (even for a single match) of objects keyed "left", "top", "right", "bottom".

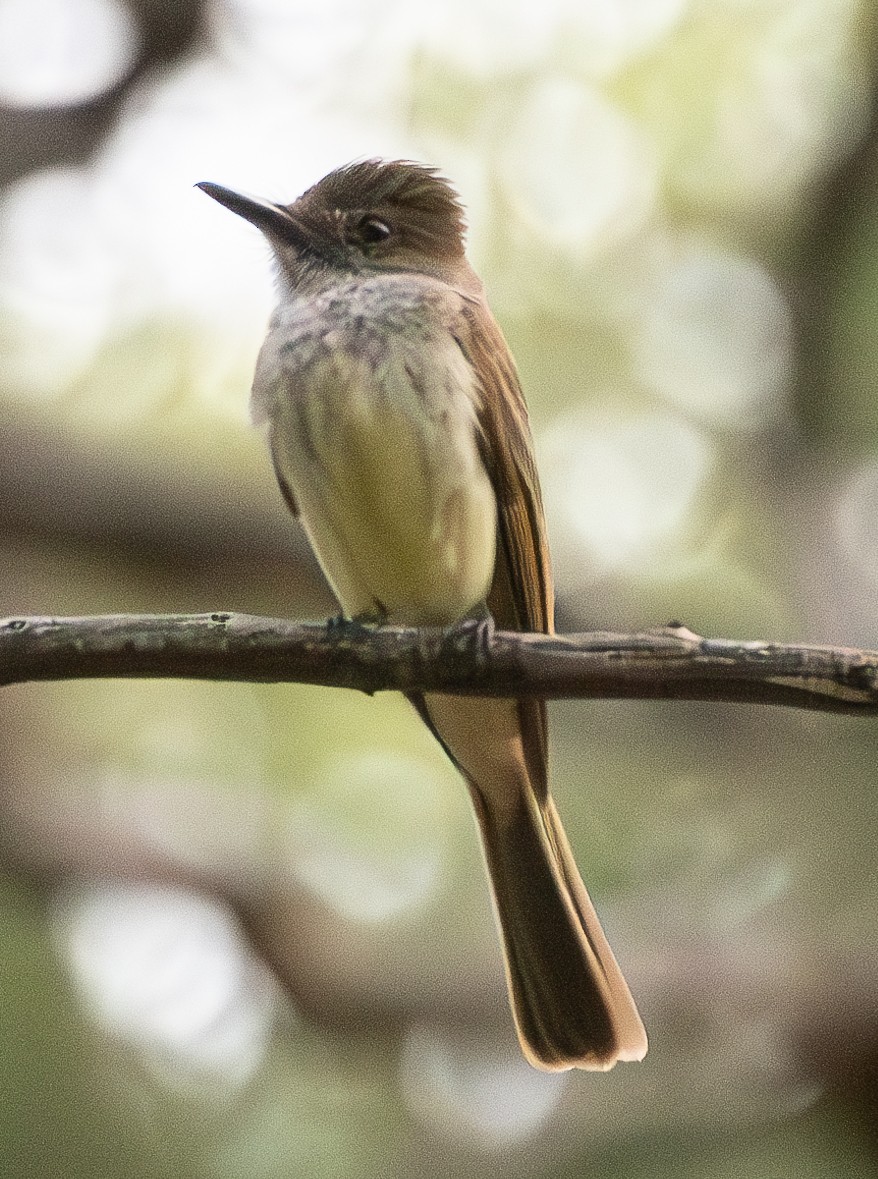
[{"left": 2, "top": 0, "right": 878, "bottom": 1175}]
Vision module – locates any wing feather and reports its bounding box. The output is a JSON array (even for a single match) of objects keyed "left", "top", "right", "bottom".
[{"left": 453, "top": 299, "right": 554, "bottom": 798}]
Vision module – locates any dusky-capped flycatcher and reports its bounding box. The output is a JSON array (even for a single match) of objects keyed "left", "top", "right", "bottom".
[{"left": 197, "top": 160, "right": 647, "bottom": 1071}]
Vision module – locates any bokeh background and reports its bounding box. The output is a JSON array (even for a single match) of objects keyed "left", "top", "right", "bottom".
[{"left": 2, "top": 0, "right": 878, "bottom": 1175}]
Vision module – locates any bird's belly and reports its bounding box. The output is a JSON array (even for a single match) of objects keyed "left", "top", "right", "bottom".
[{"left": 271, "top": 366, "right": 497, "bottom": 626}]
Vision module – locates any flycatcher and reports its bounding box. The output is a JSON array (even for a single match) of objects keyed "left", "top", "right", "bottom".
[{"left": 198, "top": 160, "right": 647, "bottom": 1071}]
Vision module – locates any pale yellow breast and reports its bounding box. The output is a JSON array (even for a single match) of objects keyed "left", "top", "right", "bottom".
[{"left": 265, "top": 304, "right": 497, "bottom": 626}]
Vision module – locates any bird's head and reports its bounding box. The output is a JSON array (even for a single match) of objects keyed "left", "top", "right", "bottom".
[{"left": 197, "top": 159, "right": 477, "bottom": 293}]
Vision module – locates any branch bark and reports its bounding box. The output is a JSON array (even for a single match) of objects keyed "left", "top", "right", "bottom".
[{"left": 2, "top": 613, "right": 878, "bottom": 714}]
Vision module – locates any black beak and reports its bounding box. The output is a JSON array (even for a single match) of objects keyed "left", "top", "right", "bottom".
[{"left": 196, "top": 182, "right": 310, "bottom": 248}]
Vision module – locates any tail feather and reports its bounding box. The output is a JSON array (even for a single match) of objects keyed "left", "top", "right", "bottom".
[
  {"left": 419, "top": 692, "right": 646, "bottom": 1071},
  {"left": 471, "top": 783, "right": 647, "bottom": 1071},
  {"left": 543, "top": 797, "right": 648, "bottom": 1063}
]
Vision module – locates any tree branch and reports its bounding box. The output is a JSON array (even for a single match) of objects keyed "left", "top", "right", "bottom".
[{"left": 2, "top": 613, "right": 878, "bottom": 714}]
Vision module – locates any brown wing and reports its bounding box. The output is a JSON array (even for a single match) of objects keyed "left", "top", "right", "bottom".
[
  {"left": 269, "top": 440, "right": 300, "bottom": 517},
  {"left": 453, "top": 299, "right": 555, "bottom": 798}
]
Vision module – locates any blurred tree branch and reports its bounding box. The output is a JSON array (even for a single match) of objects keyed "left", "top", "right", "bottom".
[
  {"left": 2, "top": 613, "right": 878, "bottom": 713},
  {"left": 0, "top": 414, "right": 317, "bottom": 570},
  {"left": 0, "top": 0, "right": 205, "bottom": 186}
]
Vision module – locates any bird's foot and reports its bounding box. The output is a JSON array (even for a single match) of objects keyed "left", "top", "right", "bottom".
[
  {"left": 325, "top": 600, "right": 389, "bottom": 638},
  {"left": 445, "top": 607, "right": 495, "bottom": 669}
]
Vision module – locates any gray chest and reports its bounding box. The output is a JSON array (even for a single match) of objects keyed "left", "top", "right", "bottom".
[{"left": 251, "top": 276, "right": 471, "bottom": 428}]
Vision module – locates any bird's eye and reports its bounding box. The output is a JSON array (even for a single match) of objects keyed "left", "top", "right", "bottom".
[{"left": 358, "top": 216, "right": 391, "bottom": 245}]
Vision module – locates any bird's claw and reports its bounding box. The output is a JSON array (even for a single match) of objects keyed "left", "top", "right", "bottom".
[{"left": 445, "top": 610, "right": 495, "bottom": 668}]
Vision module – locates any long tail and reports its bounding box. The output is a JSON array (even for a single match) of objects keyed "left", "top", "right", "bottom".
[
  {"left": 471, "top": 776, "right": 646, "bottom": 1071},
  {"left": 419, "top": 694, "right": 647, "bottom": 1071}
]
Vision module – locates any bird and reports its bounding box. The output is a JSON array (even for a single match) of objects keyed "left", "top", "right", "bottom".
[{"left": 197, "top": 159, "right": 647, "bottom": 1070}]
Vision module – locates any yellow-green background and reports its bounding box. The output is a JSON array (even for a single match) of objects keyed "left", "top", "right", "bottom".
[{"left": 2, "top": 0, "right": 878, "bottom": 1175}]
